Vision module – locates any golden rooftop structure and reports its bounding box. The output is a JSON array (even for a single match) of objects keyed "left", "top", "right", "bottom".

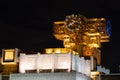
[{"left": 53, "top": 14, "right": 111, "bottom": 55}]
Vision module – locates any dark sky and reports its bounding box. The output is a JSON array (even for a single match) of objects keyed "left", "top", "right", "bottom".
[{"left": 0, "top": 0, "right": 120, "bottom": 73}]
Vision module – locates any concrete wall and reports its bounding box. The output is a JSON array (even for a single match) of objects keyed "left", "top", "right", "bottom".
[
  {"left": 9, "top": 72, "right": 90, "bottom": 80},
  {"left": 0, "top": 74, "right": 1, "bottom": 80}
]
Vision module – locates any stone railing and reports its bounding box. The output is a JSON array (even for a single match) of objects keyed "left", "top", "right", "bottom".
[
  {"left": 19, "top": 52, "right": 91, "bottom": 77},
  {"left": 19, "top": 52, "right": 71, "bottom": 73}
]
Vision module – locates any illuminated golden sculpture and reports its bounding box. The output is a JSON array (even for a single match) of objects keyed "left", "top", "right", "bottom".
[{"left": 53, "top": 14, "right": 111, "bottom": 56}]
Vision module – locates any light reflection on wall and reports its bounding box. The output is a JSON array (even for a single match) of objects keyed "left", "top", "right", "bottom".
[{"left": 4, "top": 51, "right": 14, "bottom": 61}]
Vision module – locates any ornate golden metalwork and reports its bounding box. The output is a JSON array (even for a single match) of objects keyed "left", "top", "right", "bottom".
[{"left": 53, "top": 14, "right": 110, "bottom": 52}]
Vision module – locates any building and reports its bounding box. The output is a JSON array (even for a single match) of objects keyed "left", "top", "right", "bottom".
[{"left": 0, "top": 14, "right": 112, "bottom": 80}]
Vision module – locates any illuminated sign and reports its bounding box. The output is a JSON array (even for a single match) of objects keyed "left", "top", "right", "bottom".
[
  {"left": 3, "top": 51, "right": 14, "bottom": 62},
  {"left": 3, "top": 50, "right": 15, "bottom": 62},
  {"left": 1, "top": 48, "right": 19, "bottom": 64}
]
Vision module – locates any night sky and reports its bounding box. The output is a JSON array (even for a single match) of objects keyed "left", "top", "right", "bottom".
[{"left": 0, "top": 0, "right": 120, "bottom": 73}]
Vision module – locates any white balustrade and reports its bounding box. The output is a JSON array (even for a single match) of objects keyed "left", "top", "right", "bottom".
[
  {"left": 19, "top": 53, "right": 37, "bottom": 73},
  {"left": 19, "top": 52, "right": 91, "bottom": 76}
]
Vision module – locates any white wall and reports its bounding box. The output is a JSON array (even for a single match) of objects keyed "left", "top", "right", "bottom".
[
  {"left": 19, "top": 52, "right": 71, "bottom": 73},
  {"left": 19, "top": 52, "right": 91, "bottom": 77},
  {"left": 19, "top": 53, "right": 37, "bottom": 73}
]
